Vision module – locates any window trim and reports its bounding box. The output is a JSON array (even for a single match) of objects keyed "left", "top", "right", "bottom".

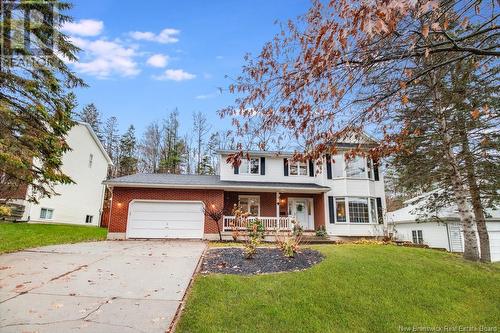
[
  {"left": 412, "top": 230, "right": 424, "bottom": 244},
  {"left": 288, "top": 160, "right": 309, "bottom": 177},
  {"left": 332, "top": 197, "right": 379, "bottom": 224},
  {"left": 239, "top": 158, "right": 261, "bottom": 175},
  {"left": 238, "top": 195, "right": 261, "bottom": 216},
  {"left": 40, "top": 208, "right": 54, "bottom": 220}
]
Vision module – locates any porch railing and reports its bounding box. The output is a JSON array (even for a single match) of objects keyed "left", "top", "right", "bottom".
[{"left": 222, "top": 216, "right": 295, "bottom": 232}]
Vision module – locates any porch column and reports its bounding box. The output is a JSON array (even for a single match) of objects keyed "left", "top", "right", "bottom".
[{"left": 276, "top": 192, "right": 280, "bottom": 217}]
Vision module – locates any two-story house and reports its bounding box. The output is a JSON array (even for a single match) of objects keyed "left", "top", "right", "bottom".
[
  {"left": 0, "top": 122, "right": 113, "bottom": 226},
  {"left": 104, "top": 136, "right": 386, "bottom": 240}
]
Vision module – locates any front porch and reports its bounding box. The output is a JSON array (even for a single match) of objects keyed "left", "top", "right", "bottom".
[{"left": 221, "top": 191, "right": 325, "bottom": 232}]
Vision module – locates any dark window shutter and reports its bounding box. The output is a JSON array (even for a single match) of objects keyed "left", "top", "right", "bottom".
[
  {"left": 260, "top": 157, "right": 266, "bottom": 175},
  {"left": 328, "top": 196, "right": 335, "bottom": 224},
  {"left": 283, "top": 158, "right": 289, "bottom": 176},
  {"left": 376, "top": 197, "right": 383, "bottom": 224},
  {"left": 374, "top": 161, "right": 380, "bottom": 181},
  {"left": 326, "top": 155, "right": 332, "bottom": 179},
  {"left": 309, "top": 160, "right": 314, "bottom": 177},
  {"left": 234, "top": 164, "right": 239, "bottom": 174}
]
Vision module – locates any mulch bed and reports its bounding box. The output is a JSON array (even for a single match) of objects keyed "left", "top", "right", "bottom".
[{"left": 201, "top": 247, "right": 324, "bottom": 275}]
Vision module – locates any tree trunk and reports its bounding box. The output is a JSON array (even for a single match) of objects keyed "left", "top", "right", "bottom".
[
  {"left": 440, "top": 116, "right": 479, "bottom": 261},
  {"left": 460, "top": 128, "right": 491, "bottom": 262}
]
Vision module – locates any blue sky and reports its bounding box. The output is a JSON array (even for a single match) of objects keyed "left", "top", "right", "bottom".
[{"left": 66, "top": 0, "right": 311, "bottom": 137}]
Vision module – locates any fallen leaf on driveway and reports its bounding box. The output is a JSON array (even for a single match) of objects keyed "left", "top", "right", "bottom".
[
  {"left": 52, "top": 303, "right": 64, "bottom": 309},
  {"left": 0, "top": 266, "right": 11, "bottom": 270}
]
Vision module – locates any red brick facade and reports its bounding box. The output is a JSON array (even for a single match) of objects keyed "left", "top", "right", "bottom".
[
  {"left": 108, "top": 187, "right": 325, "bottom": 235},
  {"left": 109, "top": 187, "right": 224, "bottom": 234}
]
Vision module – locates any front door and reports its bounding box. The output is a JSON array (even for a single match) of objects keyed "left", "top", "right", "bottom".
[{"left": 290, "top": 199, "right": 312, "bottom": 230}]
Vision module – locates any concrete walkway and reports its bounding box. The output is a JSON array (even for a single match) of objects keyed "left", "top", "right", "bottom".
[{"left": 0, "top": 240, "right": 206, "bottom": 333}]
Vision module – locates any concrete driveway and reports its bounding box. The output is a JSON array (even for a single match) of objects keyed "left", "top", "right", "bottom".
[{"left": 0, "top": 240, "right": 206, "bottom": 333}]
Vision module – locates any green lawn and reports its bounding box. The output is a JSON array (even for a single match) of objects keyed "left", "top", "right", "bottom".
[
  {"left": 177, "top": 244, "right": 500, "bottom": 333},
  {"left": 0, "top": 222, "right": 107, "bottom": 254}
]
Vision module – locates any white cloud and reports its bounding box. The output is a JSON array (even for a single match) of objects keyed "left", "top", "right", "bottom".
[
  {"left": 215, "top": 55, "right": 224, "bottom": 60},
  {"left": 130, "top": 28, "right": 180, "bottom": 44},
  {"left": 153, "top": 69, "right": 196, "bottom": 81},
  {"left": 146, "top": 54, "right": 169, "bottom": 68},
  {"left": 195, "top": 93, "right": 216, "bottom": 100},
  {"left": 62, "top": 19, "right": 103, "bottom": 37},
  {"left": 71, "top": 37, "right": 140, "bottom": 78}
]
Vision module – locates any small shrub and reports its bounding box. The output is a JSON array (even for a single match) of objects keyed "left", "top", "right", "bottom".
[
  {"left": 275, "top": 227, "right": 303, "bottom": 258},
  {"left": 243, "top": 219, "right": 264, "bottom": 259},
  {"left": 315, "top": 226, "right": 327, "bottom": 238},
  {"left": 292, "top": 221, "right": 303, "bottom": 237},
  {"left": 0, "top": 205, "right": 12, "bottom": 217}
]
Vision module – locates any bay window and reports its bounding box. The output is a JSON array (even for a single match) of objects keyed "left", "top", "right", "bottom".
[
  {"left": 239, "top": 195, "right": 260, "bottom": 216},
  {"left": 348, "top": 197, "right": 370, "bottom": 223},
  {"left": 240, "top": 158, "right": 260, "bottom": 175},
  {"left": 335, "top": 198, "right": 347, "bottom": 222},
  {"left": 345, "top": 156, "right": 366, "bottom": 178},
  {"left": 333, "top": 197, "right": 379, "bottom": 223},
  {"left": 289, "top": 161, "right": 308, "bottom": 176}
]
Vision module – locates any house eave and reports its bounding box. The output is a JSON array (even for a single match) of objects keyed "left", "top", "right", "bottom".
[{"left": 103, "top": 181, "right": 330, "bottom": 193}]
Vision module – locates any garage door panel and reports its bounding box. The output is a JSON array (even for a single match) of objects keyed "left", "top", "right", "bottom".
[
  {"left": 129, "top": 211, "right": 202, "bottom": 221},
  {"left": 127, "top": 201, "right": 204, "bottom": 239}
]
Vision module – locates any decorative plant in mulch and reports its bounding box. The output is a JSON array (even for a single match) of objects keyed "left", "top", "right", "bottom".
[
  {"left": 243, "top": 219, "right": 264, "bottom": 259},
  {"left": 201, "top": 247, "right": 323, "bottom": 275},
  {"left": 275, "top": 219, "right": 303, "bottom": 258}
]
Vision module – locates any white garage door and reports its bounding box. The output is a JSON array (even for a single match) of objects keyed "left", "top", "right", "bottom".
[
  {"left": 127, "top": 201, "right": 204, "bottom": 239},
  {"left": 489, "top": 231, "right": 500, "bottom": 262}
]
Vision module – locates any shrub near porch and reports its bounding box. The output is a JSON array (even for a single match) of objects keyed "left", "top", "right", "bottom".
[{"left": 176, "top": 244, "right": 500, "bottom": 332}]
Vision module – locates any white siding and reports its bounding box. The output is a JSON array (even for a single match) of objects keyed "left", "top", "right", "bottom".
[
  {"left": 27, "top": 124, "right": 109, "bottom": 226},
  {"left": 392, "top": 222, "right": 451, "bottom": 250},
  {"left": 220, "top": 153, "right": 387, "bottom": 237}
]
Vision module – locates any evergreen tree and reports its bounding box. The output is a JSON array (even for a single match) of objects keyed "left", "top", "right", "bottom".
[
  {"left": 79, "top": 103, "right": 103, "bottom": 141},
  {"left": 159, "top": 110, "right": 185, "bottom": 174},
  {"left": 118, "top": 125, "right": 138, "bottom": 176},
  {"left": 196, "top": 155, "right": 215, "bottom": 175},
  {"left": 0, "top": 2, "right": 85, "bottom": 203},
  {"left": 103, "top": 117, "right": 119, "bottom": 176}
]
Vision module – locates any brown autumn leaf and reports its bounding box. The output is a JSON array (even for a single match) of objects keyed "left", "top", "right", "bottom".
[
  {"left": 401, "top": 95, "right": 409, "bottom": 104},
  {"left": 421, "top": 25, "right": 429, "bottom": 38},
  {"left": 471, "top": 109, "right": 480, "bottom": 120}
]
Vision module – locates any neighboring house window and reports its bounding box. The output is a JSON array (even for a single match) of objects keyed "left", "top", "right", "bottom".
[
  {"left": 412, "top": 230, "right": 424, "bottom": 244},
  {"left": 348, "top": 197, "right": 370, "bottom": 223},
  {"left": 345, "top": 156, "right": 366, "bottom": 178},
  {"left": 88, "top": 154, "right": 94, "bottom": 168},
  {"left": 239, "top": 195, "right": 260, "bottom": 216},
  {"left": 85, "top": 215, "right": 93, "bottom": 224},
  {"left": 370, "top": 198, "right": 378, "bottom": 223},
  {"left": 335, "top": 198, "right": 347, "bottom": 222},
  {"left": 40, "top": 208, "right": 54, "bottom": 220},
  {"left": 289, "top": 161, "right": 308, "bottom": 176},
  {"left": 240, "top": 158, "right": 260, "bottom": 175}
]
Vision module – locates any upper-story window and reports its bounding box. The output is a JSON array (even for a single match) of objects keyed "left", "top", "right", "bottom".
[
  {"left": 240, "top": 158, "right": 260, "bottom": 175},
  {"left": 345, "top": 156, "right": 366, "bottom": 178},
  {"left": 88, "top": 153, "right": 94, "bottom": 168},
  {"left": 289, "top": 161, "right": 308, "bottom": 176}
]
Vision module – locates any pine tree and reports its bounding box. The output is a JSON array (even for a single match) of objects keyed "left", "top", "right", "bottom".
[
  {"left": 118, "top": 125, "right": 138, "bottom": 176},
  {"left": 0, "top": 2, "right": 85, "bottom": 203},
  {"left": 159, "top": 110, "right": 186, "bottom": 174},
  {"left": 79, "top": 103, "right": 103, "bottom": 141}
]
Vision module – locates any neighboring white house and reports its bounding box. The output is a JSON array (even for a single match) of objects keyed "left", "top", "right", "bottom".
[
  {"left": 387, "top": 195, "right": 500, "bottom": 262},
  {"left": 104, "top": 133, "right": 387, "bottom": 240},
  {"left": 4, "top": 122, "right": 112, "bottom": 226}
]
